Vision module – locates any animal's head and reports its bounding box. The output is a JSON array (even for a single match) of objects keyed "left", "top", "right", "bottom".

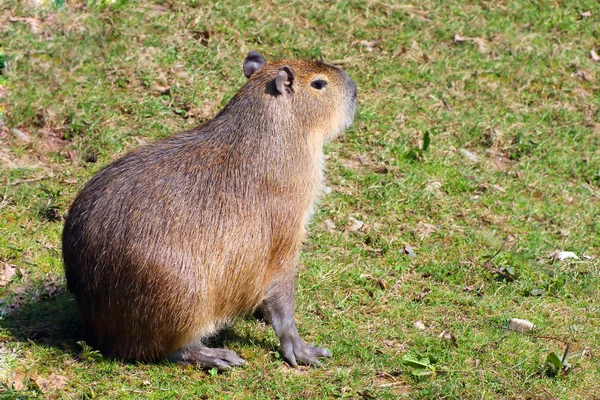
[{"left": 237, "top": 51, "right": 356, "bottom": 143}]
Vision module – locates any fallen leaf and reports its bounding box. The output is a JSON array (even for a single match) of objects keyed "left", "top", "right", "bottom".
[
  {"left": 41, "top": 278, "right": 62, "bottom": 298},
  {"left": 551, "top": 251, "right": 579, "bottom": 261},
  {"left": 424, "top": 181, "right": 443, "bottom": 196},
  {"left": 34, "top": 373, "right": 69, "bottom": 392},
  {"left": 66, "top": 150, "right": 78, "bottom": 161},
  {"left": 347, "top": 216, "right": 364, "bottom": 232},
  {"left": 453, "top": 33, "right": 467, "bottom": 42},
  {"left": 413, "top": 288, "right": 430, "bottom": 301},
  {"left": 415, "top": 222, "right": 437, "bottom": 239},
  {"left": 413, "top": 320, "right": 426, "bottom": 330},
  {"left": 8, "top": 371, "right": 26, "bottom": 391},
  {"left": 591, "top": 50, "right": 600, "bottom": 62},
  {"left": 358, "top": 390, "right": 377, "bottom": 399},
  {"left": 576, "top": 68, "right": 590, "bottom": 82},
  {"left": 359, "top": 274, "right": 388, "bottom": 290},
  {"left": 459, "top": 148, "right": 479, "bottom": 162},
  {"left": 508, "top": 318, "right": 534, "bottom": 333},
  {"left": 11, "top": 128, "right": 31, "bottom": 143},
  {"left": 402, "top": 244, "right": 417, "bottom": 257},
  {"left": 39, "top": 129, "right": 66, "bottom": 152},
  {"left": 192, "top": 30, "right": 211, "bottom": 45},
  {"left": 151, "top": 83, "right": 171, "bottom": 96},
  {"left": 372, "top": 164, "right": 389, "bottom": 174},
  {"left": 453, "top": 34, "right": 487, "bottom": 52},
  {"left": 359, "top": 38, "right": 381, "bottom": 52},
  {"left": 356, "top": 155, "right": 369, "bottom": 165},
  {"left": 9, "top": 16, "right": 42, "bottom": 33},
  {"left": 323, "top": 219, "right": 336, "bottom": 232},
  {"left": 439, "top": 330, "right": 458, "bottom": 347},
  {"left": 1, "top": 263, "right": 17, "bottom": 286}
]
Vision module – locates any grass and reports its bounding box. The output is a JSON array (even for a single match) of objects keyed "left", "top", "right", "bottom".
[{"left": 1, "top": 0, "right": 599, "bottom": 398}]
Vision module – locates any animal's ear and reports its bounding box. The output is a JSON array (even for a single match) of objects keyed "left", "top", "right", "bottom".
[
  {"left": 243, "top": 51, "right": 266, "bottom": 78},
  {"left": 275, "top": 66, "right": 295, "bottom": 97}
]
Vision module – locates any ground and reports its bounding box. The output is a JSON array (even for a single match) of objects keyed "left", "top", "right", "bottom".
[{"left": 0, "top": 0, "right": 599, "bottom": 399}]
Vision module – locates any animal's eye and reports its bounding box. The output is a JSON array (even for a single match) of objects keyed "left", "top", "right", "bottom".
[{"left": 311, "top": 80, "right": 328, "bottom": 90}]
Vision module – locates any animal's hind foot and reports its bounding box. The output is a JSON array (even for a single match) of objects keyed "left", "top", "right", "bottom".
[{"left": 169, "top": 347, "right": 245, "bottom": 370}]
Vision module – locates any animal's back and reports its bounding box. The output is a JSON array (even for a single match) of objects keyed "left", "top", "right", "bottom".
[{"left": 63, "top": 123, "right": 307, "bottom": 361}]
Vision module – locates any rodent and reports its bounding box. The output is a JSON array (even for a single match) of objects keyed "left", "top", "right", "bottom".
[{"left": 62, "top": 51, "right": 357, "bottom": 369}]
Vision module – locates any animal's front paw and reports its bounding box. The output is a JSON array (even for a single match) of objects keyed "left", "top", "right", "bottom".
[{"left": 279, "top": 335, "right": 331, "bottom": 367}]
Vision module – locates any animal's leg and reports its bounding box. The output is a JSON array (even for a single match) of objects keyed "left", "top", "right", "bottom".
[
  {"left": 260, "top": 275, "right": 331, "bottom": 367},
  {"left": 168, "top": 346, "right": 245, "bottom": 370}
]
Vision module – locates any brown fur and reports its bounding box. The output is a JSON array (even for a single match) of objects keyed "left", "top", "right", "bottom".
[{"left": 63, "top": 53, "right": 356, "bottom": 364}]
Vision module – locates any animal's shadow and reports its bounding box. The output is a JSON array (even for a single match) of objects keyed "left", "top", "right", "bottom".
[
  {"left": 0, "top": 285, "right": 273, "bottom": 362},
  {"left": 1, "top": 289, "right": 82, "bottom": 356}
]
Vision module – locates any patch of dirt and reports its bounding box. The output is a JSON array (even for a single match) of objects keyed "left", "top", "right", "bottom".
[
  {"left": 486, "top": 149, "right": 514, "bottom": 172},
  {"left": 0, "top": 126, "right": 71, "bottom": 172}
]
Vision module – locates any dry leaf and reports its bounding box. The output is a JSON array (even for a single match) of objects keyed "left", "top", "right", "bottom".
[
  {"left": 34, "top": 373, "right": 69, "bottom": 392},
  {"left": 424, "top": 181, "right": 443, "bottom": 196},
  {"left": 459, "top": 148, "right": 479, "bottom": 162},
  {"left": 413, "top": 288, "right": 430, "bottom": 301},
  {"left": 360, "top": 39, "right": 381, "bottom": 52},
  {"left": 591, "top": 50, "right": 600, "bottom": 62},
  {"left": 413, "top": 320, "right": 426, "bottom": 330},
  {"left": 359, "top": 274, "right": 388, "bottom": 290},
  {"left": 39, "top": 129, "right": 66, "bottom": 152},
  {"left": 1, "top": 263, "right": 17, "bottom": 286},
  {"left": 416, "top": 222, "right": 437, "bottom": 239},
  {"left": 11, "top": 128, "right": 31, "bottom": 143},
  {"left": 8, "top": 371, "right": 26, "bottom": 391},
  {"left": 439, "top": 330, "right": 458, "bottom": 347},
  {"left": 403, "top": 244, "right": 417, "bottom": 257},
  {"left": 357, "top": 154, "right": 369, "bottom": 165},
  {"left": 453, "top": 33, "right": 467, "bottom": 42},
  {"left": 551, "top": 251, "right": 579, "bottom": 261},
  {"left": 323, "top": 219, "right": 336, "bottom": 232},
  {"left": 151, "top": 83, "right": 171, "bottom": 96},
  {"left": 576, "top": 68, "right": 590, "bottom": 82},
  {"left": 378, "top": 279, "right": 389, "bottom": 290},
  {"left": 453, "top": 34, "right": 487, "bottom": 52},
  {"left": 192, "top": 30, "right": 211, "bottom": 45},
  {"left": 508, "top": 318, "right": 534, "bottom": 333},
  {"left": 347, "top": 216, "right": 364, "bottom": 232},
  {"left": 9, "top": 17, "right": 42, "bottom": 33}
]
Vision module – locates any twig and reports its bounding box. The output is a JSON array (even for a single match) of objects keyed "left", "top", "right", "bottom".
[
  {"left": 495, "top": 325, "right": 569, "bottom": 346},
  {"left": 378, "top": 382, "right": 406, "bottom": 388},
  {"left": 541, "top": 387, "right": 558, "bottom": 400},
  {"left": 7, "top": 176, "right": 48, "bottom": 186},
  {"left": 561, "top": 342, "right": 570, "bottom": 364},
  {"left": 483, "top": 236, "right": 510, "bottom": 264}
]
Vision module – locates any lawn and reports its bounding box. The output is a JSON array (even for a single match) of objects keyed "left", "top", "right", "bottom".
[{"left": 1, "top": 0, "right": 599, "bottom": 398}]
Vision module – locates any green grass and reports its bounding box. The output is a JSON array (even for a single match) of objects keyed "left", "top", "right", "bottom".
[{"left": 1, "top": 0, "right": 599, "bottom": 398}]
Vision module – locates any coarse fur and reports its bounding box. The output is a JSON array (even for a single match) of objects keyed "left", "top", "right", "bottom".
[{"left": 62, "top": 52, "right": 356, "bottom": 367}]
